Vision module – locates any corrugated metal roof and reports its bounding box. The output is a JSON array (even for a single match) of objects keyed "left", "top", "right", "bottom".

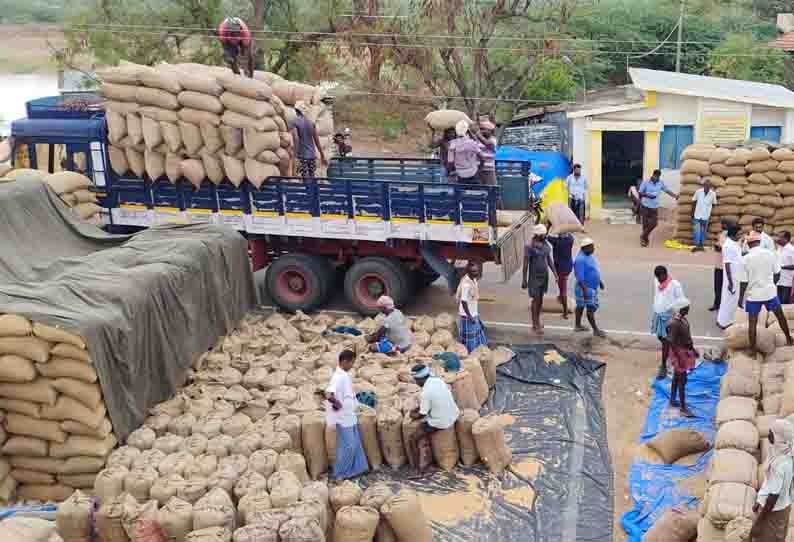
[
  {"left": 629, "top": 67, "right": 794, "bottom": 109},
  {"left": 770, "top": 32, "right": 794, "bottom": 51}
]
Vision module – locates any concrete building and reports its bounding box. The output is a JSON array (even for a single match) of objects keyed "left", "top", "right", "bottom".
[{"left": 567, "top": 68, "right": 794, "bottom": 218}]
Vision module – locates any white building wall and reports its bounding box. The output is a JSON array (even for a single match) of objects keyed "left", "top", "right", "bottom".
[
  {"left": 571, "top": 117, "right": 590, "bottom": 174},
  {"left": 655, "top": 94, "right": 699, "bottom": 126},
  {"left": 751, "top": 106, "right": 786, "bottom": 127}
]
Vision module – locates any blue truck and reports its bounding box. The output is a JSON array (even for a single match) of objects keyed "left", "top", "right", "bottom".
[{"left": 9, "top": 95, "right": 533, "bottom": 315}]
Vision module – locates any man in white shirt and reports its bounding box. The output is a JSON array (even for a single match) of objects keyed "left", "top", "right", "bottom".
[
  {"left": 742, "top": 231, "right": 793, "bottom": 354},
  {"left": 457, "top": 261, "right": 487, "bottom": 353},
  {"left": 751, "top": 418, "right": 794, "bottom": 541},
  {"left": 325, "top": 350, "right": 369, "bottom": 479},
  {"left": 367, "top": 296, "right": 413, "bottom": 354},
  {"left": 565, "top": 164, "right": 588, "bottom": 224},
  {"left": 777, "top": 231, "right": 794, "bottom": 305},
  {"left": 718, "top": 224, "right": 745, "bottom": 329},
  {"left": 691, "top": 179, "right": 717, "bottom": 252},
  {"left": 407, "top": 364, "right": 460, "bottom": 474},
  {"left": 650, "top": 265, "right": 686, "bottom": 380},
  {"left": 743, "top": 217, "right": 776, "bottom": 254}
]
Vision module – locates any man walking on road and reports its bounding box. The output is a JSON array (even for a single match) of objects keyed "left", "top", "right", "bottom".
[
  {"left": 751, "top": 418, "right": 794, "bottom": 542},
  {"left": 547, "top": 227, "right": 575, "bottom": 320},
  {"left": 777, "top": 231, "right": 794, "bottom": 305},
  {"left": 291, "top": 101, "right": 327, "bottom": 180},
  {"left": 691, "top": 178, "right": 717, "bottom": 252},
  {"left": 522, "top": 224, "right": 557, "bottom": 335},
  {"left": 457, "top": 261, "right": 487, "bottom": 353},
  {"left": 742, "top": 231, "right": 793, "bottom": 355},
  {"left": 718, "top": 224, "right": 744, "bottom": 329},
  {"left": 566, "top": 164, "right": 588, "bottom": 224},
  {"left": 650, "top": 265, "right": 686, "bottom": 380},
  {"left": 639, "top": 170, "right": 679, "bottom": 247},
  {"left": 573, "top": 238, "right": 606, "bottom": 338}
]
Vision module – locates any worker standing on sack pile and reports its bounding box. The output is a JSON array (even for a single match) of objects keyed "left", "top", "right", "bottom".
[
  {"left": 407, "top": 364, "right": 460, "bottom": 476},
  {"left": 751, "top": 418, "right": 794, "bottom": 542},
  {"left": 741, "top": 230, "right": 793, "bottom": 355},
  {"left": 291, "top": 101, "right": 328, "bottom": 181},
  {"left": 456, "top": 261, "right": 488, "bottom": 353},
  {"left": 366, "top": 296, "right": 413, "bottom": 354},
  {"left": 217, "top": 17, "right": 255, "bottom": 78},
  {"left": 325, "top": 350, "right": 370, "bottom": 480}
]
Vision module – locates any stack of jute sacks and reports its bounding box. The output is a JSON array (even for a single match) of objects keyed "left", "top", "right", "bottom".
[
  {"left": 43, "top": 171, "right": 101, "bottom": 223},
  {"left": 43, "top": 309, "right": 513, "bottom": 541},
  {"left": 675, "top": 144, "right": 794, "bottom": 244},
  {"left": 0, "top": 314, "right": 115, "bottom": 504},
  {"left": 98, "top": 61, "right": 330, "bottom": 189},
  {"left": 693, "top": 307, "right": 794, "bottom": 541}
]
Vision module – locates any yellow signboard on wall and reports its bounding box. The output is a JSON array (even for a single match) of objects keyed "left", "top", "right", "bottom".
[{"left": 699, "top": 115, "right": 749, "bottom": 144}]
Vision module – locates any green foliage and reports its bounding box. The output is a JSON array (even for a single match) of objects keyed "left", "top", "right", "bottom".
[
  {"left": 708, "top": 33, "right": 786, "bottom": 83},
  {"left": 523, "top": 57, "right": 577, "bottom": 103},
  {"left": 752, "top": 0, "right": 789, "bottom": 21}
]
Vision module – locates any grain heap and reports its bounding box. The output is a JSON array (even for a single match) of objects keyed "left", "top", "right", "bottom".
[
  {"left": 98, "top": 62, "right": 330, "bottom": 189},
  {"left": 695, "top": 306, "right": 794, "bottom": 540},
  {"left": 0, "top": 314, "right": 116, "bottom": 504},
  {"left": 674, "top": 144, "right": 794, "bottom": 244}
]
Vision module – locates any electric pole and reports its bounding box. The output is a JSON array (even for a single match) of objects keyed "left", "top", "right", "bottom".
[{"left": 675, "top": 0, "right": 686, "bottom": 72}]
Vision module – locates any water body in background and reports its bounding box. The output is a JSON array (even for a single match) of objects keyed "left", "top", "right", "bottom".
[{"left": 0, "top": 73, "right": 59, "bottom": 136}]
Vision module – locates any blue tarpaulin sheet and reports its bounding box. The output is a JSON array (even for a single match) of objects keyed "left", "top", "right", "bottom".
[{"left": 620, "top": 361, "right": 727, "bottom": 542}]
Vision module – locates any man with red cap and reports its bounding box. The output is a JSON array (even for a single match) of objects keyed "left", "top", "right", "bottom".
[
  {"left": 743, "top": 229, "right": 794, "bottom": 354},
  {"left": 217, "top": 17, "right": 254, "bottom": 78}
]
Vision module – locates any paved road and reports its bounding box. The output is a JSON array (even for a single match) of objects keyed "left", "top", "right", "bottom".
[{"left": 258, "top": 220, "right": 724, "bottom": 342}]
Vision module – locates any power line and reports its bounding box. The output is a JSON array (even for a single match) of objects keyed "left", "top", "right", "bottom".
[
  {"left": 69, "top": 22, "right": 737, "bottom": 47},
  {"left": 69, "top": 26, "right": 787, "bottom": 58}
]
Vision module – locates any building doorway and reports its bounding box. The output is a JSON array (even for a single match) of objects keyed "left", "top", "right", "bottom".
[{"left": 602, "top": 131, "right": 644, "bottom": 208}]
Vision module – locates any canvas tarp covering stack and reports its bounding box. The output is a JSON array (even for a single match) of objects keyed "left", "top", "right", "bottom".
[{"left": 0, "top": 179, "right": 257, "bottom": 439}]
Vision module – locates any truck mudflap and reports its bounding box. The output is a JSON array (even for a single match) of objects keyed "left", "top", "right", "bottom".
[{"left": 495, "top": 212, "right": 533, "bottom": 282}]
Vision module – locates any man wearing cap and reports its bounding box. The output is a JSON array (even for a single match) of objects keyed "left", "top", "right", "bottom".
[
  {"left": 742, "top": 230, "right": 794, "bottom": 354},
  {"left": 573, "top": 238, "right": 606, "bottom": 338},
  {"left": 474, "top": 120, "right": 498, "bottom": 187},
  {"left": 290, "top": 101, "right": 327, "bottom": 181},
  {"left": 217, "top": 17, "right": 254, "bottom": 78},
  {"left": 666, "top": 297, "right": 697, "bottom": 417},
  {"left": 638, "top": 169, "right": 679, "bottom": 247},
  {"left": 408, "top": 364, "right": 460, "bottom": 475},
  {"left": 447, "top": 120, "right": 485, "bottom": 184},
  {"left": 366, "top": 296, "right": 413, "bottom": 354},
  {"left": 522, "top": 223, "right": 557, "bottom": 335},
  {"left": 565, "top": 164, "right": 588, "bottom": 224}
]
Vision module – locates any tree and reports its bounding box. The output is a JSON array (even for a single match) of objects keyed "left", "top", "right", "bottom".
[{"left": 708, "top": 33, "right": 786, "bottom": 84}]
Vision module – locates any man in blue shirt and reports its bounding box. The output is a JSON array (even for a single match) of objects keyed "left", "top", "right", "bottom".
[
  {"left": 573, "top": 238, "right": 606, "bottom": 338},
  {"left": 638, "top": 169, "right": 679, "bottom": 247}
]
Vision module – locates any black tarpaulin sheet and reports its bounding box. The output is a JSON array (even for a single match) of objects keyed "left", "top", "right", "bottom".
[
  {"left": 0, "top": 179, "right": 257, "bottom": 439},
  {"left": 361, "top": 343, "right": 613, "bottom": 542}
]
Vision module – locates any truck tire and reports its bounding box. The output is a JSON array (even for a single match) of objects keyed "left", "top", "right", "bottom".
[
  {"left": 344, "top": 257, "right": 410, "bottom": 316},
  {"left": 266, "top": 253, "right": 332, "bottom": 313}
]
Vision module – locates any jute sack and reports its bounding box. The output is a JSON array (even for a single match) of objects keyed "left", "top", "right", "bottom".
[
  {"left": 0, "top": 336, "right": 51, "bottom": 363},
  {"left": 96, "top": 494, "right": 132, "bottom": 542},
  {"left": 330, "top": 480, "right": 363, "bottom": 513},
  {"left": 220, "top": 93, "right": 275, "bottom": 119},
  {"left": 767, "top": 170, "right": 788, "bottom": 183},
  {"left": 748, "top": 173, "right": 772, "bottom": 185},
  {"left": 0, "top": 517, "right": 56, "bottom": 542},
  {"left": 42, "top": 395, "right": 105, "bottom": 428},
  {"left": 158, "top": 497, "right": 194, "bottom": 542},
  {"left": 456, "top": 409, "right": 480, "bottom": 466},
  {"left": 279, "top": 517, "right": 324, "bottom": 542},
  {"left": 95, "top": 466, "right": 130, "bottom": 502},
  {"left": 726, "top": 176, "right": 749, "bottom": 186},
  {"left": 170, "top": 68, "right": 223, "bottom": 96},
  {"left": 136, "top": 87, "right": 179, "bottom": 110},
  {"left": 178, "top": 109, "right": 221, "bottom": 127},
  {"left": 244, "top": 129, "right": 281, "bottom": 157},
  {"left": 193, "top": 488, "right": 236, "bottom": 531},
  {"left": 681, "top": 160, "right": 711, "bottom": 177},
  {"left": 462, "top": 358, "right": 489, "bottom": 405},
  {"left": 222, "top": 112, "right": 279, "bottom": 133},
  {"left": 0, "top": 355, "right": 36, "bottom": 382},
  {"left": 745, "top": 184, "right": 778, "bottom": 196},
  {"left": 62, "top": 455, "right": 106, "bottom": 475},
  {"left": 145, "top": 150, "right": 166, "bottom": 181},
  {"left": 360, "top": 483, "right": 393, "bottom": 509},
  {"left": 220, "top": 155, "right": 245, "bottom": 188},
  {"left": 127, "top": 113, "right": 144, "bottom": 146},
  {"left": 267, "top": 470, "right": 301, "bottom": 508},
  {"left": 719, "top": 372, "right": 760, "bottom": 398},
  {"left": 430, "top": 426, "right": 459, "bottom": 471},
  {"left": 177, "top": 92, "right": 223, "bottom": 114},
  {"left": 218, "top": 75, "right": 272, "bottom": 100},
  {"left": 276, "top": 452, "right": 309, "bottom": 484},
  {"left": 246, "top": 449, "right": 277, "bottom": 479},
  {"left": 56, "top": 490, "right": 95, "bottom": 541},
  {"left": 142, "top": 116, "right": 164, "bottom": 150},
  {"left": 746, "top": 160, "right": 779, "bottom": 174},
  {"left": 245, "top": 160, "right": 279, "bottom": 189},
  {"left": 424, "top": 110, "right": 472, "bottom": 131},
  {"left": 708, "top": 449, "right": 758, "bottom": 489},
  {"left": 107, "top": 110, "right": 128, "bottom": 144},
  {"left": 17, "top": 483, "right": 74, "bottom": 502},
  {"left": 356, "top": 406, "right": 382, "bottom": 470},
  {"left": 101, "top": 83, "right": 138, "bottom": 102},
  {"left": 742, "top": 205, "right": 775, "bottom": 219},
  {"left": 181, "top": 160, "right": 205, "bottom": 189},
  {"left": 714, "top": 420, "right": 758, "bottom": 454},
  {"left": 139, "top": 106, "right": 180, "bottom": 123},
  {"left": 376, "top": 407, "right": 406, "bottom": 469},
  {"left": 11, "top": 469, "right": 54, "bottom": 485},
  {"left": 706, "top": 482, "right": 756, "bottom": 527},
  {"left": 0, "top": 315, "right": 32, "bottom": 337},
  {"left": 381, "top": 490, "right": 432, "bottom": 542},
  {"left": 716, "top": 397, "right": 757, "bottom": 425},
  {"left": 7, "top": 412, "right": 66, "bottom": 443},
  {"left": 233, "top": 524, "right": 276, "bottom": 542},
  {"left": 472, "top": 415, "right": 512, "bottom": 474},
  {"left": 199, "top": 123, "right": 223, "bottom": 154},
  {"left": 109, "top": 146, "right": 129, "bottom": 176},
  {"left": 161, "top": 122, "right": 182, "bottom": 153},
  {"left": 334, "top": 506, "right": 379, "bottom": 542},
  {"left": 681, "top": 145, "right": 716, "bottom": 161},
  {"left": 201, "top": 152, "right": 224, "bottom": 185},
  {"left": 644, "top": 507, "right": 699, "bottom": 542},
  {"left": 401, "top": 415, "right": 432, "bottom": 470},
  {"left": 450, "top": 371, "right": 479, "bottom": 410},
  {"left": 59, "top": 473, "right": 98, "bottom": 490},
  {"left": 0, "top": 379, "right": 56, "bottom": 405},
  {"left": 51, "top": 434, "right": 117, "bottom": 459},
  {"left": 186, "top": 527, "right": 232, "bottom": 542},
  {"left": 179, "top": 122, "right": 203, "bottom": 156}
]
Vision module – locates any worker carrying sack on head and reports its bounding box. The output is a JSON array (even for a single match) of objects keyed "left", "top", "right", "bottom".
[{"left": 217, "top": 17, "right": 254, "bottom": 78}]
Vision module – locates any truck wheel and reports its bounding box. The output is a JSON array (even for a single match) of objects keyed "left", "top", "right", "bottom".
[
  {"left": 266, "top": 253, "right": 332, "bottom": 313},
  {"left": 344, "top": 257, "right": 409, "bottom": 316}
]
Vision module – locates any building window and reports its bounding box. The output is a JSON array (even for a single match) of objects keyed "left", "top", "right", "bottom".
[
  {"left": 750, "top": 126, "right": 781, "bottom": 143},
  {"left": 659, "top": 125, "right": 694, "bottom": 170}
]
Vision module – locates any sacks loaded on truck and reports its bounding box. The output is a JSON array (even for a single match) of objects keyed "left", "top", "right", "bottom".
[{"left": 0, "top": 179, "right": 257, "bottom": 504}]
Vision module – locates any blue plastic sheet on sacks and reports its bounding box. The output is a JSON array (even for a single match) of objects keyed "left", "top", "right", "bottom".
[
  {"left": 0, "top": 504, "right": 58, "bottom": 519},
  {"left": 620, "top": 360, "right": 727, "bottom": 542}
]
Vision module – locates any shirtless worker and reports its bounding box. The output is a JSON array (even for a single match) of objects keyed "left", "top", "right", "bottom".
[{"left": 217, "top": 17, "right": 255, "bottom": 78}]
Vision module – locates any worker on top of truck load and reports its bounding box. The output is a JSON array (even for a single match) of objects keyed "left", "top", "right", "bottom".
[
  {"left": 291, "top": 101, "right": 328, "bottom": 181},
  {"left": 217, "top": 17, "right": 254, "bottom": 78},
  {"left": 430, "top": 127, "right": 457, "bottom": 180},
  {"left": 447, "top": 120, "right": 485, "bottom": 185}
]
